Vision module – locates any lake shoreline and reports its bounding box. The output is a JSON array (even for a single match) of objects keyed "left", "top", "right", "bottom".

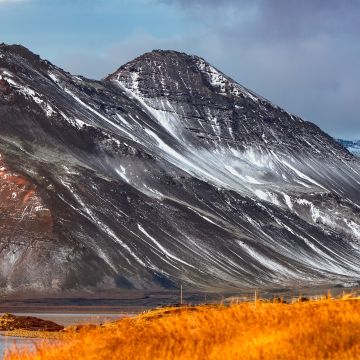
[
  {"left": 1, "top": 285, "right": 358, "bottom": 315},
  {"left": 0, "top": 330, "right": 63, "bottom": 340}
]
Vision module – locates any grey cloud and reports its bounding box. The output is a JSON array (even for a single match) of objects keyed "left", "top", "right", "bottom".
[
  {"left": 163, "top": 0, "right": 360, "bottom": 40},
  {"left": 258, "top": 0, "right": 360, "bottom": 41}
]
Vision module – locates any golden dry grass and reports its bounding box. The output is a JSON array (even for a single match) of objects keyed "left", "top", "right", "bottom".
[
  {"left": 3, "top": 330, "right": 66, "bottom": 340},
  {"left": 6, "top": 297, "right": 360, "bottom": 360}
]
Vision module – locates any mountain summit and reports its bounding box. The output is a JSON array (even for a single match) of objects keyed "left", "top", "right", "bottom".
[{"left": 0, "top": 45, "right": 359, "bottom": 294}]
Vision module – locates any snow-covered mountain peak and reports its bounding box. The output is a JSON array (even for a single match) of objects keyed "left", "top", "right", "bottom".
[
  {"left": 1, "top": 45, "right": 360, "bottom": 294},
  {"left": 108, "top": 49, "right": 259, "bottom": 102},
  {"left": 337, "top": 139, "right": 360, "bottom": 156}
]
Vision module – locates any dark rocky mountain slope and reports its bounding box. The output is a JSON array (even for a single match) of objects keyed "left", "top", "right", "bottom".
[{"left": 0, "top": 44, "right": 360, "bottom": 294}]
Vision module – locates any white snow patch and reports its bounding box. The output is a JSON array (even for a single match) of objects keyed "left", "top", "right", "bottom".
[
  {"left": 195, "top": 58, "right": 259, "bottom": 102},
  {"left": 116, "top": 165, "right": 130, "bottom": 183},
  {"left": 282, "top": 159, "right": 327, "bottom": 190},
  {"left": 189, "top": 208, "right": 218, "bottom": 225},
  {"left": 237, "top": 241, "right": 297, "bottom": 277},
  {"left": 344, "top": 219, "right": 360, "bottom": 239},
  {"left": 137, "top": 224, "right": 194, "bottom": 268},
  {"left": 1, "top": 73, "right": 56, "bottom": 117},
  {"left": 282, "top": 193, "right": 293, "bottom": 210}
]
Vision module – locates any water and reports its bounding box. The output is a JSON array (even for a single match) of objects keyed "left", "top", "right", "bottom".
[
  {"left": 0, "top": 335, "right": 39, "bottom": 358},
  {"left": 0, "top": 313, "right": 127, "bottom": 358},
  {"left": 12, "top": 313, "right": 125, "bottom": 327}
]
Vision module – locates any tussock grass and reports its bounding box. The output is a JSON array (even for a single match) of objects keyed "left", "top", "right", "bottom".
[{"left": 6, "top": 296, "right": 360, "bottom": 360}]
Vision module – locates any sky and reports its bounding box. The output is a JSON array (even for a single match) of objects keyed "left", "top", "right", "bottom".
[{"left": 1, "top": 0, "right": 359, "bottom": 139}]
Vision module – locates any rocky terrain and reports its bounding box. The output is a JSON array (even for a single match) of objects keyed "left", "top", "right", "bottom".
[
  {"left": 0, "top": 313, "right": 63, "bottom": 332},
  {"left": 0, "top": 44, "right": 360, "bottom": 294}
]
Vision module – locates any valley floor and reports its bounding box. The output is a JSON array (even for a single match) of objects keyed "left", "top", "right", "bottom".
[{"left": 5, "top": 295, "right": 360, "bottom": 360}]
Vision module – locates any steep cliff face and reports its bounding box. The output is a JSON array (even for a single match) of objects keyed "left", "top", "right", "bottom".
[{"left": 0, "top": 44, "right": 359, "bottom": 293}]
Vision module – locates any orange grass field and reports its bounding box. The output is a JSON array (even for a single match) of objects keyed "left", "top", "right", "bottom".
[{"left": 6, "top": 296, "right": 360, "bottom": 360}]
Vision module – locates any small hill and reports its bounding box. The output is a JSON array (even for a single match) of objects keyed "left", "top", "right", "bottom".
[{"left": 0, "top": 313, "right": 63, "bottom": 332}]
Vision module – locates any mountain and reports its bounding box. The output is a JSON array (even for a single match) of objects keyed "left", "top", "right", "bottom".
[
  {"left": 337, "top": 139, "right": 360, "bottom": 156},
  {"left": 0, "top": 44, "right": 360, "bottom": 294}
]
